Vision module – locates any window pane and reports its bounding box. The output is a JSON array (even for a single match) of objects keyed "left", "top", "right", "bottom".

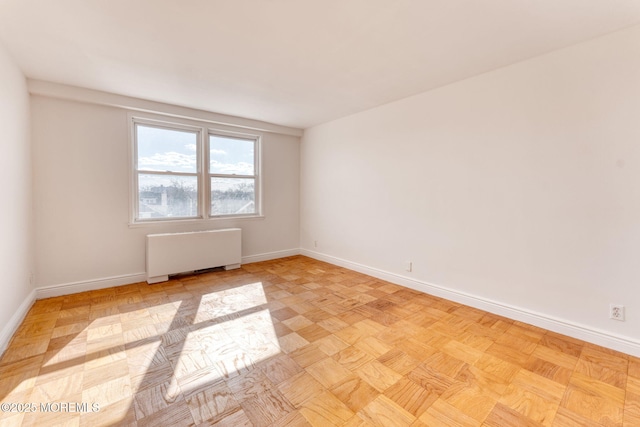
[
  {"left": 211, "top": 177, "right": 255, "bottom": 215},
  {"left": 137, "top": 125, "right": 197, "bottom": 173},
  {"left": 138, "top": 174, "right": 198, "bottom": 219},
  {"left": 209, "top": 135, "right": 254, "bottom": 175}
]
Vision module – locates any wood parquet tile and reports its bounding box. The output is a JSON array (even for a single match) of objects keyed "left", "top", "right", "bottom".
[{"left": 1, "top": 255, "right": 639, "bottom": 426}]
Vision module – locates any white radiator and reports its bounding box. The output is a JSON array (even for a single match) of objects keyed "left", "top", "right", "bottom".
[{"left": 146, "top": 228, "right": 241, "bottom": 284}]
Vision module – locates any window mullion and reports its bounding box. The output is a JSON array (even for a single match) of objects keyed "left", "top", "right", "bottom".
[{"left": 201, "top": 128, "right": 209, "bottom": 218}]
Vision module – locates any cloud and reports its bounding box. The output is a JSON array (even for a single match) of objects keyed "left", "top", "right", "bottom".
[
  {"left": 185, "top": 143, "right": 197, "bottom": 151},
  {"left": 139, "top": 152, "right": 196, "bottom": 172},
  {"left": 210, "top": 160, "right": 253, "bottom": 175},
  {"left": 210, "top": 149, "right": 227, "bottom": 155}
]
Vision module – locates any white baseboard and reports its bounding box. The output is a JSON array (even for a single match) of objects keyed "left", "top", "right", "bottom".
[
  {"left": 32, "top": 249, "right": 302, "bottom": 299},
  {"left": 301, "top": 249, "right": 640, "bottom": 357},
  {"left": 0, "top": 289, "right": 36, "bottom": 358},
  {"left": 33, "top": 249, "right": 302, "bottom": 299},
  {"left": 35, "top": 273, "right": 147, "bottom": 299},
  {"left": 242, "top": 248, "right": 300, "bottom": 264}
]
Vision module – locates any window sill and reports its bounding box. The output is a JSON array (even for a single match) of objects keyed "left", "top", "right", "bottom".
[{"left": 128, "top": 215, "right": 265, "bottom": 228}]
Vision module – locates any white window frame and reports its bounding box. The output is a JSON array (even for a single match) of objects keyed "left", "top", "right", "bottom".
[
  {"left": 208, "top": 130, "right": 260, "bottom": 219},
  {"left": 129, "top": 113, "right": 262, "bottom": 225}
]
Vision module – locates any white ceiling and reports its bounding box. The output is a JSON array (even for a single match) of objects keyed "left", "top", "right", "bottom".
[{"left": 1, "top": 1, "right": 640, "bottom": 129}]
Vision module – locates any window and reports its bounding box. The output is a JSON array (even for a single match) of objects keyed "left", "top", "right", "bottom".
[
  {"left": 134, "top": 123, "right": 200, "bottom": 220},
  {"left": 132, "top": 117, "right": 260, "bottom": 222},
  {"left": 209, "top": 134, "right": 257, "bottom": 216}
]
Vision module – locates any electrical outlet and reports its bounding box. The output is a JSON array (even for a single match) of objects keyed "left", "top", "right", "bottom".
[
  {"left": 405, "top": 261, "right": 412, "bottom": 272},
  {"left": 314, "top": 240, "right": 317, "bottom": 248},
  {"left": 610, "top": 304, "right": 625, "bottom": 321}
]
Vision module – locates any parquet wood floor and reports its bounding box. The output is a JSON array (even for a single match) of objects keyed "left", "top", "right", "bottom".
[{"left": 1, "top": 255, "right": 639, "bottom": 426}]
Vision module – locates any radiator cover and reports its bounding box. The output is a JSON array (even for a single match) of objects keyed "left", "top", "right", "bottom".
[{"left": 146, "top": 228, "right": 241, "bottom": 284}]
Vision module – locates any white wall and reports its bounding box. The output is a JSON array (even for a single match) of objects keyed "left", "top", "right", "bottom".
[
  {"left": 301, "top": 25, "right": 640, "bottom": 353},
  {"left": 32, "top": 95, "right": 300, "bottom": 290},
  {"left": 0, "top": 42, "right": 34, "bottom": 352}
]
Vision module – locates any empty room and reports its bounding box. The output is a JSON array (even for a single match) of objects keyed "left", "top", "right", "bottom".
[{"left": 1, "top": 1, "right": 640, "bottom": 426}]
